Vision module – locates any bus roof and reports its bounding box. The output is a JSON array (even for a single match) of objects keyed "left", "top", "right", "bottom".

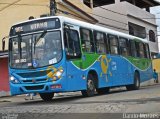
[{"left": 12, "top": 16, "right": 148, "bottom": 43}]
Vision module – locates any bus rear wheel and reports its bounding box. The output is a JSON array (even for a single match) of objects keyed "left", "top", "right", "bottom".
[
  {"left": 40, "top": 92, "right": 54, "bottom": 101},
  {"left": 126, "top": 72, "right": 140, "bottom": 91},
  {"left": 97, "top": 87, "right": 110, "bottom": 95},
  {"left": 81, "top": 74, "right": 96, "bottom": 97}
]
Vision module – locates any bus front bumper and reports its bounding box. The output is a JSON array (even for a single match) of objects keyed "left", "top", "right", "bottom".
[{"left": 10, "top": 82, "right": 65, "bottom": 95}]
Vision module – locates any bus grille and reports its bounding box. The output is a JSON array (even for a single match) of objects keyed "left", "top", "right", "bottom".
[
  {"left": 17, "top": 70, "right": 51, "bottom": 78},
  {"left": 22, "top": 78, "right": 47, "bottom": 83},
  {"left": 25, "top": 85, "right": 44, "bottom": 90}
]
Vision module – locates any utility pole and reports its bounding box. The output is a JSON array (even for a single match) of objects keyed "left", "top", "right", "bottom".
[
  {"left": 90, "top": 0, "right": 93, "bottom": 9},
  {"left": 50, "top": 0, "right": 56, "bottom": 16}
]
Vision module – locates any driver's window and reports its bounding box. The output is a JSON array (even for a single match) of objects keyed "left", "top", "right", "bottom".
[{"left": 64, "top": 28, "right": 81, "bottom": 59}]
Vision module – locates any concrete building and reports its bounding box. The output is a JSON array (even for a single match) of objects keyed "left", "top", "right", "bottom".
[{"left": 92, "top": 0, "right": 160, "bottom": 57}]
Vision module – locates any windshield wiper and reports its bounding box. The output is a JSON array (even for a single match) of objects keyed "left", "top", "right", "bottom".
[
  {"left": 35, "top": 30, "right": 47, "bottom": 46},
  {"left": 33, "top": 30, "right": 47, "bottom": 54}
]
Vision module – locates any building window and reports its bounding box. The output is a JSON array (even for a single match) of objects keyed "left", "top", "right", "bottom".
[
  {"left": 128, "top": 22, "right": 146, "bottom": 39},
  {"left": 83, "top": 0, "right": 91, "bottom": 8},
  {"left": 129, "top": 25, "right": 134, "bottom": 36},
  {"left": 149, "top": 30, "right": 155, "bottom": 42}
]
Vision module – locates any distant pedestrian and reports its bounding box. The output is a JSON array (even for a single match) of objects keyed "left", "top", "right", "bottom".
[{"left": 153, "top": 69, "right": 159, "bottom": 83}]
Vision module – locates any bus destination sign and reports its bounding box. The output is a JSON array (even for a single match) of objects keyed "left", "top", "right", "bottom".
[{"left": 10, "top": 18, "right": 60, "bottom": 36}]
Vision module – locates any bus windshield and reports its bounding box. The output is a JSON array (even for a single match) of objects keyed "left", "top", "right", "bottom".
[{"left": 9, "top": 31, "right": 62, "bottom": 69}]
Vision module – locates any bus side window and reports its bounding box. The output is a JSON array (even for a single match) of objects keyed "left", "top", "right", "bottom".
[
  {"left": 144, "top": 43, "right": 150, "bottom": 59},
  {"left": 130, "top": 40, "right": 137, "bottom": 57},
  {"left": 80, "top": 28, "right": 95, "bottom": 53},
  {"left": 64, "top": 28, "right": 81, "bottom": 59},
  {"left": 119, "top": 37, "right": 129, "bottom": 56},
  {"left": 138, "top": 42, "right": 145, "bottom": 58},
  {"left": 108, "top": 34, "right": 119, "bottom": 55},
  {"left": 94, "top": 31, "right": 106, "bottom": 54}
]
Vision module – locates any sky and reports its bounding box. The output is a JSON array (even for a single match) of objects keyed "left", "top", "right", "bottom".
[{"left": 151, "top": 6, "right": 160, "bottom": 53}]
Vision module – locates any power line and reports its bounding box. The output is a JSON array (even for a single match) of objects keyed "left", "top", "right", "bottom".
[
  {"left": 57, "top": 9, "right": 159, "bottom": 37},
  {"left": 0, "top": 1, "right": 160, "bottom": 34},
  {"left": 0, "top": 0, "right": 22, "bottom": 12},
  {"left": 0, "top": 3, "right": 48, "bottom": 7}
]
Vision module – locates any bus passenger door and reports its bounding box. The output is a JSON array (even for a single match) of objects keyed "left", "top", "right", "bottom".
[{"left": 63, "top": 24, "right": 83, "bottom": 91}]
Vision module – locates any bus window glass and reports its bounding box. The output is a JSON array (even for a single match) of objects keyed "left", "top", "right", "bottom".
[
  {"left": 119, "top": 37, "right": 128, "bottom": 56},
  {"left": 138, "top": 42, "right": 145, "bottom": 58},
  {"left": 64, "top": 29, "right": 81, "bottom": 59},
  {"left": 80, "top": 28, "right": 94, "bottom": 53},
  {"left": 130, "top": 40, "right": 137, "bottom": 57},
  {"left": 108, "top": 34, "right": 119, "bottom": 55},
  {"left": 12, "top": 40, "right": 20, "bottom": 61},
  {"left": 21, "top": 42, "right": 27, "bottom": 59},
  {"left": 144, "top": 44, "right": 150, "bottom": 59},
  {"left": 10, "top": 31, "right": 62, "bottom": 68},
  {"left": 94, "top": 31, "right": 106, "bottom": 54}
]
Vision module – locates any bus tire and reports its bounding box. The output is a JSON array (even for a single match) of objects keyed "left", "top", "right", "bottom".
[
  {"left": 81, "top": 74, "right": 96, "bottom": 97},
  {"left": 97, "top": 87, "right": 110, "bottom": 95},
  {"left": 40, "top": 92, "right": 54, "bottom": 101},
  {"left": 126, "top": 72, "right": 140, "bottom": 91}
]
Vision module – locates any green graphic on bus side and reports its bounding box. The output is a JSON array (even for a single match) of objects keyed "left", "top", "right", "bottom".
[
  {"left": 72, "top": 53, "right": 100, "bottom": 69},
  {"left": 126, "top": 56, "right": 151, "bottom": 70},
  {"left": 72, "top": 54, "right": 151, "bottom": 71}
]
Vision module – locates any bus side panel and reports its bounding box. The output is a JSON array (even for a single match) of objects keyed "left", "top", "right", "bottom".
[
  {"left": 66, "top": 61, "right": 87, "bottom": 91},
  {"left": 107, "top": 55, "right": 133, "bottom": 87},
  {"left": 139, "top": 65, "right": 153, "bottom": 82}
]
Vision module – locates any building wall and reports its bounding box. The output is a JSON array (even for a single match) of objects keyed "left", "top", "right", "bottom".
[
  {"left": 0, "top": 0, "right": 50, "bottom": 51},
  {"left": 0, "top": 57, "right": 10, "bottom": 96},
  {"left": 56, "top": 0, "right": 94, "bottom": 23},
  {"left": 0, "top": 0, "right": 95, "bottom": 51},
  {"left": 93, "top": 2, "right": 128, "bottom": 33},
  {"left": 93, "top": 1, "right": 159, "bottom": 54}
]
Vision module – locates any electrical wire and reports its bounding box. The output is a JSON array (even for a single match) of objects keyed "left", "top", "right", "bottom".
[
  {"left": 0, "top": 1, "right": 160, "bottom": 35},
  {"left": 57, "top": 8, "right": 160, "bottom": 37},
  {"left": 0, "top": 0, "right": 22, "bottom": 12}
]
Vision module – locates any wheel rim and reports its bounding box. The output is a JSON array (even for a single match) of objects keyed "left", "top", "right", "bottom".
[
  {"left": 88, "top": 80, "right": 94, "bottom": 91},
  {"left": 135, "top": 76, "right": 140, "bottom": 87}
]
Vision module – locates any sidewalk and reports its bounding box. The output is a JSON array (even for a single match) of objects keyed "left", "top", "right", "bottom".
[{"left": 141, "top": 78, "right": 156, "bottom": 86}]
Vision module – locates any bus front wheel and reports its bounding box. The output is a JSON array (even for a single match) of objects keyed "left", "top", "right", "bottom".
[
  {"left": 126, "top": 72, "right": 140, "bottom": 91},
  {"left": 40, "top": 92, "right": 54, "bottom": 101},
  {"left": 81, "top": 74, "right": 96, "bottom": 97}
]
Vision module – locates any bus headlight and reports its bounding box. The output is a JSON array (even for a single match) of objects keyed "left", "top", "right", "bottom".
[
  {"left": 52, "top": 69, "right": 64, "bottom": 81},
  {"left": 10, "top": 76, "right": 20, "bottom": 84}
]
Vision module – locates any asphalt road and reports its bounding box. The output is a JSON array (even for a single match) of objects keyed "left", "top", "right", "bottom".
[{"left": 0, "top": 84, "right": 160, "bottom": 119}]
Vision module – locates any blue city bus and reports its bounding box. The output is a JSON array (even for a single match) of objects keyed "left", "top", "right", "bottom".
[{"left": 8, "top": 16, "right": 153, "bottom": 101}]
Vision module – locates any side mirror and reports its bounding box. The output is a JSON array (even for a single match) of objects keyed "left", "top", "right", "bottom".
[{"left": 2, "top": 38, "right": 5, "bottom": 51}]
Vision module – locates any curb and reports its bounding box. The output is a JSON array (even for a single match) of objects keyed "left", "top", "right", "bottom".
[{"left": 0, "top": 91, "right": 10, "bottom": 97}]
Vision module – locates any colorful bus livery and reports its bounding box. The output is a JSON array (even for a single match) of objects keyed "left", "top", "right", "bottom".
[{"left": 9, "top": 16, "right": 153, "bottom": 101}]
